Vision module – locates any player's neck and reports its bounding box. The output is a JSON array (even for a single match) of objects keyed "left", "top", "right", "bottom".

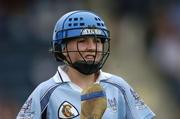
[{"left": 67, "top": 67, "right": 98, "bottom": 89}]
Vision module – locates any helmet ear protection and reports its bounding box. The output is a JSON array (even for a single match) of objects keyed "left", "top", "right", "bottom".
[{"left": 53, "top": 43, "right": 65, "bottom": 62}]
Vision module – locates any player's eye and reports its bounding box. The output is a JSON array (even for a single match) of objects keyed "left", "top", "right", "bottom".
[{"left": 95, "top": 38, "right": 101, "bottom": 43}]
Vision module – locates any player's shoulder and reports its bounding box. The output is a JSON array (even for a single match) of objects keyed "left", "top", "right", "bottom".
[
  {"left": 38, "top": 77, "right": 57, "bottom": 89},
  {"left": 32, "top": 72, "right": 61, "bottom": 96},
  {"left": 101, "top": 72, "right": 131, "bottom": 90}
]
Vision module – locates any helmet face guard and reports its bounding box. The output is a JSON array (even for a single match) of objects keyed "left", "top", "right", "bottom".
[{"left": 52, "top": 10, "right": 110, "bottom": 75}]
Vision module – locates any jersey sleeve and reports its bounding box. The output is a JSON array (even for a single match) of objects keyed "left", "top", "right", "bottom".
[
  {"left": 16, "top": 86, "right": 42, "bottom": 119},
  {"left": 105, "top": 75, "right": 156, "bottom": 119},
  {"left": 125, "top": 86, "right": 156, "bottom": 119},
  {"left": 16, "top": 77, "right": 60, "bottom": 119}
]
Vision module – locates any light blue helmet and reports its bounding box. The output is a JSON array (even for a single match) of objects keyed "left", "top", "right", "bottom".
[
  {"left": 51, "top": 10, "right": 110, "bottom": 75},
  {"left": 52, "top": 10, "right": 110, "bottom": 45}
]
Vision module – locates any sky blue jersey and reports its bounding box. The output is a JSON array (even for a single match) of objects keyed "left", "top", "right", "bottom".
[{"left": 16, "top": 66, "right": 155, "bottom": 119}]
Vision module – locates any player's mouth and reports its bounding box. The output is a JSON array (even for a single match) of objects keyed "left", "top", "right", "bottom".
[{"left": 84, "top": 55, "right": 96, "bottom": 60}]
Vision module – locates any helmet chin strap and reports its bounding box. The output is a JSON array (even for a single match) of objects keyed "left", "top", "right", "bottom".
[{"left": 71, "top": 60, "right": 101, "bottom": 75}]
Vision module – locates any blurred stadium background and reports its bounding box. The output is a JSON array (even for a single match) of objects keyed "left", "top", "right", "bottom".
[{"left": 0, "top": 0, "right": 180, "bottom": 119}]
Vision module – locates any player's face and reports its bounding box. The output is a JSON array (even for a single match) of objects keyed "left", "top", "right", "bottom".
[{"left": 63, "top": 36, "right": 103, "bottom": 63}]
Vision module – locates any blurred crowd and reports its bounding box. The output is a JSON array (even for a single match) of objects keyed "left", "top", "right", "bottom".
[{"left": 0, "top": 0, "right": 180, "bottom": 118}]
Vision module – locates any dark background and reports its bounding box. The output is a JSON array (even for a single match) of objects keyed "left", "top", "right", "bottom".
[{"left": 0, "top": 0, "right": 180, "bottom": 118}]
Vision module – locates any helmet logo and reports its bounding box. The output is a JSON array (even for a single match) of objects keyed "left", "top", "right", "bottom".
[{"left": 81, "top": 28, "right": 102, "bottom": 35}]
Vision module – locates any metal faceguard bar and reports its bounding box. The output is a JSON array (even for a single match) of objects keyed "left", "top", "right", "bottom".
[{"left": 63, "top": 28, "right": 110, "bottom": 73}]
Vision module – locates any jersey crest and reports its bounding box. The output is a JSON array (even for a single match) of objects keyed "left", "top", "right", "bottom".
[
  {"left": 108, "top": 97, "right": 118, "bottom": 112},
  {"left": 58, "top": 101, "right": 79, "bottom": 119}
]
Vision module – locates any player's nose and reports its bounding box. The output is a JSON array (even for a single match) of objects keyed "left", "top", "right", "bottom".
[{"left": 86, "top": 38, "right": 97, "bottom": 51}]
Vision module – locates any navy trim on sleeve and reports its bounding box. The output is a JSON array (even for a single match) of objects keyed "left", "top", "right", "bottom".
[{"left": 40, "top": 83, "right": 61, "bottom": 119}]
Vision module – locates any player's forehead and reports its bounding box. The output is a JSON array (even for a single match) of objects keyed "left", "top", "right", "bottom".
[
  {"left": 72, "top": 36, "right": 101, "bottom": 41},
  {"left": 64, "top": 36, "right": 102, "bottom": 46}
]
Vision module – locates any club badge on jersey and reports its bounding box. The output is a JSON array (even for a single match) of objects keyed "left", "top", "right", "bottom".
[{"left": 58, "top": 101, "right": 79, "bottom": 119}]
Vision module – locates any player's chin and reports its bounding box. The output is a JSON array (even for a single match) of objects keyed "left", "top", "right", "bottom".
[
  {"left": 84, "top": 56, "right": 102, "bottom": 61},
  {"left": 85, "top": 59, "right": 101, "bottom": 63}
]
